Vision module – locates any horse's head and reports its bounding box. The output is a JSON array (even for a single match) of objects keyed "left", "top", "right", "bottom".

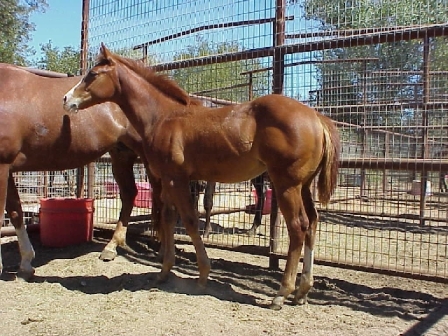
[{"left": 63, "top": 43, "right": 118, "bottom": 112}]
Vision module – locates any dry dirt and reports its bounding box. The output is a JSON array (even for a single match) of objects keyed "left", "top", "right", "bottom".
[{"left": 1, "top": 229, "right": 447, "bottom": 336}]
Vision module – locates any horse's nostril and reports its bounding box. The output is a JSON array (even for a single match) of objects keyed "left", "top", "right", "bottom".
[{"left": 63, "top": 96, "right": 67, "bottom": 103}]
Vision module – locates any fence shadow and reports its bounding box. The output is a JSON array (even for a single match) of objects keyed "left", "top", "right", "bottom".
[
  {"left": 1, "top": 228, "right": 445, "bottom": 319},
  {"left": 321, "top": 212, "right": 448, "bottom": 234}
]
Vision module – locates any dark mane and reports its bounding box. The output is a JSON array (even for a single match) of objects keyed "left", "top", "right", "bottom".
[{"left": 99, "top": 52, "right": 202, "bottom": 106}]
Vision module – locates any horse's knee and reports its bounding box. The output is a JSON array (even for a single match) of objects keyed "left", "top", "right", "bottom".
[{"left": 299, "top": 212, "right": 310, "bottom": 231}]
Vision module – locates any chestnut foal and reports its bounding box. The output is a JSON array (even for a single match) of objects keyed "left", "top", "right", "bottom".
[{"left": 63, "top": 44, "right": 340, "bottom": 310}]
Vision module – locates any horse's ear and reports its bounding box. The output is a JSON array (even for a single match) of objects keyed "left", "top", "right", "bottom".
[{"left": 99, "top": 43, "right": 114, "bottom": 64}]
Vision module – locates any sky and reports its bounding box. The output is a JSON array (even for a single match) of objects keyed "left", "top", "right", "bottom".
[
  {"left": 28, "top": 1, "right": 83, "bottom": 62},
  {"left": 26, "top": 0, "right": 318, "bottom": 98}
]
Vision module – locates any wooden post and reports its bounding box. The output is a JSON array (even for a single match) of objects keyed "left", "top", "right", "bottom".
[
  {"left": 419, "top": 36, "right": 431, "bottom": 225},
  {"left": 360, "top": 61, "right": 368, "bottom": 198},
  {"left": 43, "top": 172, "right": 49, "bottom": 198},
  {"left": 272, "top": 0, "right": 285, "bottom": 95},
  {"left": 77, "top": 0, "right": 95, "bottom": 199},
  {"left": 248, "top": 73, "right": 254, "bottom": 101},
  {"left": 269, "top": 0, "right": 286, "bottom": 270},
  {"left": 80, "top": 0, "right": 89, "bottom": 75},
  {"left": 142, "top": 45, "right": 148, "bottom": 64},
  {"left": 383, "top": 133, "right": 390, "bottom": 194}
]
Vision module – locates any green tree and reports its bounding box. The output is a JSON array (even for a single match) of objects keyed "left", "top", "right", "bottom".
[
  {"left": 171, "top": 38, "right": 268, "bottom": 102},
  {"left": 0, "top": 0, "right": 48, "bottom": 65},
  {"left": 36, "top": 41, "right": 80, "bottom": 74},
  {"left": 301, "top": 0, "right": 448, "bottom": 129}
]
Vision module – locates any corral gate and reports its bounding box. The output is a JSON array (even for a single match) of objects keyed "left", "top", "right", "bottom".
[{"left": 71, "top": 0, "right": 448, "bottom": 282}]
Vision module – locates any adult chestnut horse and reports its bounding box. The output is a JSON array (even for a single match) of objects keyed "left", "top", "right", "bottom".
[
  {"left": 0, "top": 63, "right": 161, "bottom": 279},
  {"left": 63, "top": 45, "right": 340, "bottom": 310}
]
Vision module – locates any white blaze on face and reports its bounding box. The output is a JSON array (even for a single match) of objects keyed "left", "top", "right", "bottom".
[{"left": 63, "top": 78, "right": 83, "bottom": 112}]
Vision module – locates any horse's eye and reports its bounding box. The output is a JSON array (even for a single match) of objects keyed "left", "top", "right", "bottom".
[{"left": 83, "top": 70, "right": 98, "bottom": 83}]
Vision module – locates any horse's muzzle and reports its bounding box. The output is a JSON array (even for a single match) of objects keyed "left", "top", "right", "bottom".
[{"left": 62, "top": 96, "right": 79, "bottom": 113}]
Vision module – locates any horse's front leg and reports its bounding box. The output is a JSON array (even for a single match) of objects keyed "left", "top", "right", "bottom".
[
  {"left": 0, "top": 166, "right": 8, "bottom": 277},
  {"left": 5, "top": 172, "right": 35, "bottom": 280},
  {"left": 165, "top": 177, "right": 210, "bottom": 286},
  {"left": 148, "top": 176, "right": 163, "bottom": 261},
  {"left": 157, "top": 199, "right": 177, "bottom": 283},
  {"left": 99, "top": 148, "right": 138, "bottom": 261},
  {"left": 6, "top": 174, "right": 35, "bottom": 278}
]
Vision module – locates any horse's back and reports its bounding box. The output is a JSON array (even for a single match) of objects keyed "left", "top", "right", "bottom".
[
  {"left": 0, "top": 63, "right": 81, "bottom": 113},
  {"left": 0, "top": 63, "right": 141, "bottom": 171},
  {"left": 252, "top": 94, "right": 320, "bottom": 122}
]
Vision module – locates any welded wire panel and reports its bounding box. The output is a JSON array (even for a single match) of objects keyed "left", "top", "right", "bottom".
[
  {"left": 3, "top": 171, "right": 77, "bottom": 227},
  {"left": 282, "top": 0, "right": 448, "bottom": 279},
  {"left": 173, "top": 181, "right": 271, "bottom": 248},
  {"left": 93, "top": 156, "right": 150, "bottom": 229},
  {"left": 87, "top": 0, "right": 274, "bottom": 104},
  {"left": 85, "top": 0, "right": 448, "bottom": 280}
]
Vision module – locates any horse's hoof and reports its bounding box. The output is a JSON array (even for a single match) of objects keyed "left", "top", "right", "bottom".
[
  {"left": 268, "top": 302, "right": 283, "bottom": 310},
  {"left": 245, "top": 229, "right": 257, "bottom": 237},
  {"left": 17, "top": 268, "right": 35, "bottom": 282},
  {"left": 99, "top": 249, "right": 117, "bottom": 262},
  {"left": 197, "top": 278, "right": 208, "bottom": 288},
  {"left": 269, "top": 296, "right": 284, "bottom": 310},
  {"left": 156, "top": 271, "right": 171, "bottom": 284},
  {"left": 292, "top": 296, "right": 308, "bottom": 306}
]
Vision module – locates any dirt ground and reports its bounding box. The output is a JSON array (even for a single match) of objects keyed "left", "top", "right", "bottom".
[{"left": 1, "top": 229, "right": 447, "bottom": 336}]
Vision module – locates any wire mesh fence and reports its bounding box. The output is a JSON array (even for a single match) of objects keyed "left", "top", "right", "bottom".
[{"left": 6, "top": 0, "right": 447, "bottom": 281}]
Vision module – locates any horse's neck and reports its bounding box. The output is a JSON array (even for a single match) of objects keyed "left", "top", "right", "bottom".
[{"left": 116, "top": 65, "right": 164, "bottom": 135}]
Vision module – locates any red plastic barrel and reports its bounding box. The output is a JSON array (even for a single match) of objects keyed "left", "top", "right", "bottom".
[
  {"left": 249, "top": 188, "right": 273, "bottom": 215},
  {"left": 134, "top": 182, "right": 152, "bottom": 208},
  {"left": 39, "top": 198, "right": 94, "bottom": 247}
]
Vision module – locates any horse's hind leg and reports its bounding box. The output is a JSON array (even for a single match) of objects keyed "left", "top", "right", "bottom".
[
  {"left": 149, "top": 177, "right": 164, "bottom": 262},
  {"left": 203, "top": 181, "right": 215, "bottom": 238},
  {"left": 157, "top": 201, "right": 177, "bottom": 282},
  {"left": 270, "top": 183, "right": 308, "bottom": 310},
  {"left": 99, "top": 147, "right": 138, "bottom": 261},
  {"left": 245, "top": 174, "right": 265, "bottom": 236},
  {"left": 5, "top": 173, "right": 35, "bottom": 280},
  {"left": 63, "top": 170, "right": 75, "bottom": 196},
  {"left": 293, "top": 187, "right": 318, "bottom": 305}
]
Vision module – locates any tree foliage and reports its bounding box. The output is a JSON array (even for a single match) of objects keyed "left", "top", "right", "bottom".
[
  {"left": 0, "top": 0, "right": 47, "bottom": 65},
  {"left": 171, "top": 38, "right": 268, "bottom": 102},
  {"left": 36, "top": 41, "right": 80, "bottom": 74},
  {"left": 301, "top": 0, "right": 448, "bottom": 129}
]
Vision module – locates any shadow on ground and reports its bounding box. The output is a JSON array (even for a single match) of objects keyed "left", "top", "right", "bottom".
[{"left": 1, "top": 228, "right": 445, "bottom": 319}]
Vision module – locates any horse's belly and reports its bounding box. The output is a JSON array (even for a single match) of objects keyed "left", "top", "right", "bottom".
[
  {"left": 10, "top": 150, "right": 106, "bottom": 172},
  {"left": 191, "top": 159, "right": 265, "bottom": 183}
]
